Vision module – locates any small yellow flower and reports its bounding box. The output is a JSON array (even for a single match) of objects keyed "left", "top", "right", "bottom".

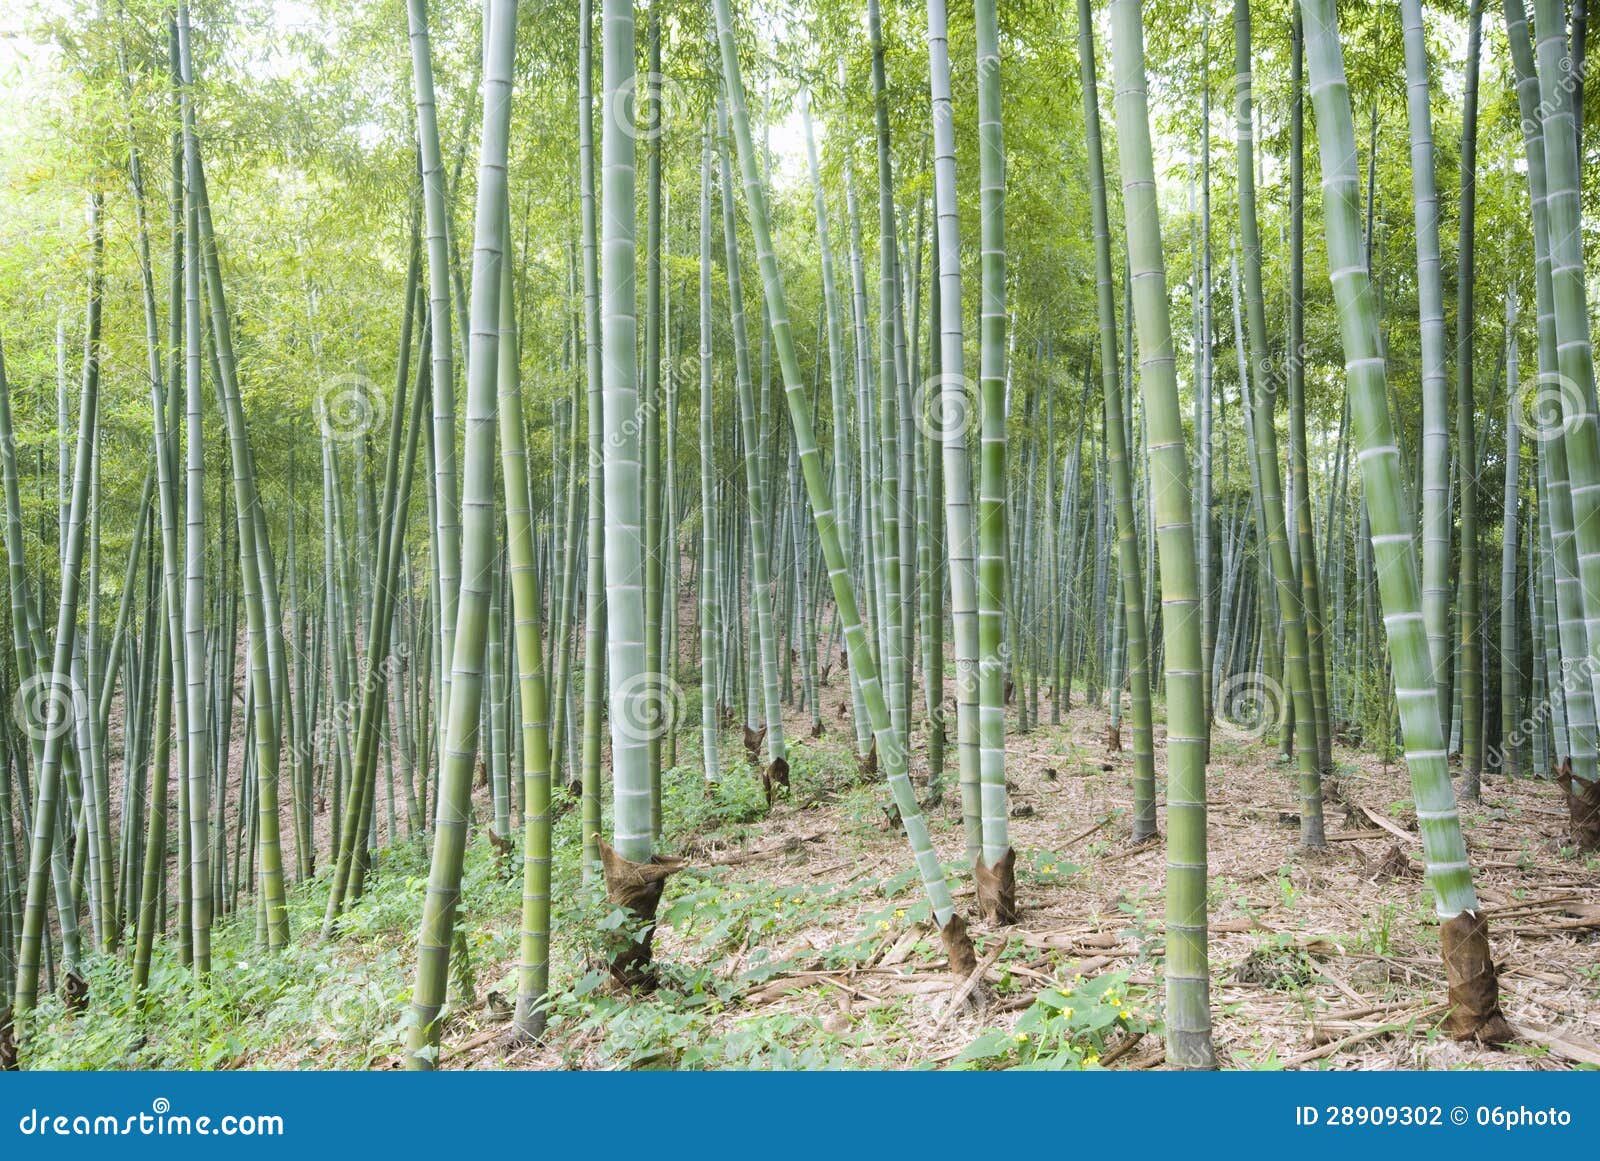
[
  {"left": 1084, "top": 1051, "right": 1100, "bottom": 1065},
  {"left": 1062, "top": 1006, "right": 1074, "bottom": 1018},
  {"left": 877, "top": 919, "right": 891, "bottom": 932},
  {"left": 893, "top": 908, "right": 906, "bottom": 919},
  {"left": 1013, "top": 1032, "right": 1029, "bottom": 1043}
]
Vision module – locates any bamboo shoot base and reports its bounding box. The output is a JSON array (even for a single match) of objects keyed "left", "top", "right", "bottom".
[
  {"left": 599, "top": 842, "right": 684, "bottom": 988},
  {"left": 510, "top": 998, "right": 546, "bottom": 1044},
  {"left": 762, "top": 757, "right": 790, "bottom": 805},
  {"left": 858, "top": 740, "right": 877, "bottom": 779},
  {"left": 742, "top": 725, "right": 767, "bottom": 764},
  {"left": 940, "top": 912, "right": 978, "bottom": 977},
  {"left": 1560, "top": 768, "right": 1600, "bottom": 850},
  {"left": 63, "top": 971, "right": 88, "bottom": 1014},
  {"left": 1440, "top": 911, "right": 1514, "bottom": 1044},
  {"left": 975, "top": 847, "right": 1019, "bottom": 925}
]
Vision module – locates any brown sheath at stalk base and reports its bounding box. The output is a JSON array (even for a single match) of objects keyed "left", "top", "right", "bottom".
[
  {"left": 598, "top": 842, "right": 684, "bottom": 988},
  {"left": 940, "top": 912, "right": 978, "bottom": 978},
  {"left": 63, "top": 971, "right": 88, "bottom": 1014},
  {"left": 858, "top": 739, "right": 877, "bottom": 779},
  {"left": 486, "top": 827, "right": 516, "bottom": 874},
  {"left": 742, "top": 724, "right": 767, "bottom": 764},
  {"left": 1106, "top": 724, "right": 1123, "bottom": 752},
  {"left": 762, "top": 757, "right": 790, "bottom": 805},
  {"left": 1440, "top": 911, "right": 1514, "bottom": 1044},
  {"left": 974, "top": 847, "right": 1019, "bottom": 925},
  {"left": 1556, "top": 761, "right": 1600, "bottom": 850}
]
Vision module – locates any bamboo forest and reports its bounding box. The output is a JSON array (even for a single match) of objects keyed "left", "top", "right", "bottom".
[{"left": 0, "top": 0, "right": 1599, "bottom": 1075}]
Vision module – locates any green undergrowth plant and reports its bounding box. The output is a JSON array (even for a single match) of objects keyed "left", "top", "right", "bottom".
[
  {"left": 1022, "top": 849, "right": 1083, "bottom": 885},
  {"left": 951, "top": 970, "right": 1158, "bottom": 1070},
  {"left": 17, "top": 837, "right": 488, "bottom": 1069}
]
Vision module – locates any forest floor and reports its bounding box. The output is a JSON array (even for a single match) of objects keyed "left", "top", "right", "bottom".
[{"left": 25, "top": 663, "right": 1600, "bottom": 1071}]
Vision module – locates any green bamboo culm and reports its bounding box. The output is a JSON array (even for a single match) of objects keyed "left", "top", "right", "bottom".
[
  {"left": 924, "top": 0, "right": 984, "bottom": 860},
  {"left": 715, "top": 101, "right": 786, "bottom": 796},
  {"left": 12, "top": 190, "right": 102, "bottom": 1014},
  {"left": 1302, "top": 0, "right": 1512, "bottom": 1042},
  {"left": 175, "top": 5, "right": 213, "bottom": 972},
  {"left": 1232, "top": 0, "right": 1324, "bottom": 848},
  {"left": 321, "top": 248, "right": 425, "bottom": 935},
  {"left": 973, "top": 0, "right": 1012, "bottom": 883},
  {"left": 800, "top": 90, "right": 870, "bottom": 753},
  {"left": 600, "top": 0, "right": 652, "bottom": 866},
  {"left": 1287, "top": 8, "right": 1332, "bottom": 780},
  {"left": 698, "top": 118, "right": 720, "bottom": 786},
  {"left": 1076, "top": 0, "right": 1156, "bottom": 842},
  {"left": 406, "top": 0, "right": 461, "bottom": 788},
  {"left": 177, "top": 2, "right": 288, "bottom": 950},
  {"left": 1501, "top": 0, "right": 1599, "bottom": 793},
  {"left": 1398, "top": 0, "right": 1453, "bottom": 737},
  {"left": 1530, "top": 0, "right": 1600, "bottom": 845},
  {"left": 642, "top": 5, "right": 666, "bottom": 836},
  {"left": 1455, "top": 0, "right": 1484, "bottom": 800},
  {"left": 866, "top": 0, "right": 907, "bottom": 763},
  {"left": 710, "top": 0, "right": 963, "bottom": 945},
  {"left": 1501, "top": 290, "right": 1521, "bottom": 778},
  {"left": 405, "top": 0, "right": 518, "bottom": 1068},
  {"left": 1108, "top": 0, "right": 1216, "bottom": 1069},
  {"left": 500, "top": 211, "right": 554, "bottom": 1042},
  {"left": 577, "top": 0, "right": 606, "bottom": 879}
]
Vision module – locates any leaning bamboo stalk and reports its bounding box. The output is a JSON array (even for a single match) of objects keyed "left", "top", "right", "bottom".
[
  {"left": 1077, "top": 0, "right": 1156, "bottom": 842},
  {"left": 716, "top": 103, "right": 786, "bottom": 792},
  {"left": 13, "top": 191, "right": 102, "bottom": 1014},
  {"left": 1232, "top": 0, "right": 1324, "bottom": 847},
  {"left": 710, "top": 0, "right": 964, "bottom": 950},
  {"left": 1302, "top": 0, "right": 1511, "bottom": 1041},
  {"left": 406, "top": 0, "right": 518, "bottom": 1066}
]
